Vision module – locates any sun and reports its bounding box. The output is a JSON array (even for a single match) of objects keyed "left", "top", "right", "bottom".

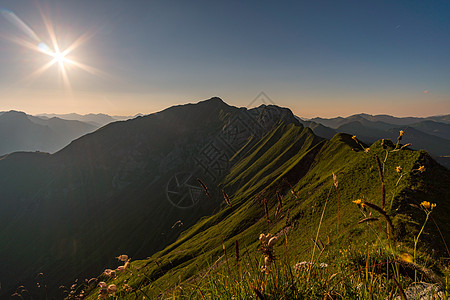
[
  {"left": 51, "top": 50, "right": 68, "bottom": 67},
  {"left": 1, "top": 8, "right": 105, "bottom": 89},
  {"left": 39, "top": 44, "right": 70, "bottom": 71}
]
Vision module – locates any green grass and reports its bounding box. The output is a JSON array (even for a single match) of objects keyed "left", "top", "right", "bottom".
[{"left": 68, "top": 127, "right": 450, "bottom": 300}]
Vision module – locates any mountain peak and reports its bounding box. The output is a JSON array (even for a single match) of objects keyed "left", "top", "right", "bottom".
[
  {"left": 195, "top": 97, "right": 229, "bottom": 108},
  {"left": 2, "top": 110, "right": 27, "bottom": 117},
  {"left": 0, "top": 110, "right": 31, "bottom": 123}
]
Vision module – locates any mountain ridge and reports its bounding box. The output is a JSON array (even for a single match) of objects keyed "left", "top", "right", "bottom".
[
  {"left": 78, "top": 124, "right": 450, "bottom": 299},
  {"left": 1, "top": 100, "right": 449, "bottom": 299},
  {"left": 0, "top": 97, "right": 301, "bottom": 298}
]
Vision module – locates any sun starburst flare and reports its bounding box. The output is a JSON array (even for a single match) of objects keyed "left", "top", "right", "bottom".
[{"left": 1, "top": 8, "right": 107, "bottom": 90}]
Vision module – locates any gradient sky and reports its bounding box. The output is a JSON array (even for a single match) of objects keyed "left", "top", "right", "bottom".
[{"left": 0, "top": 0, "right": 448, "bottom": 118}]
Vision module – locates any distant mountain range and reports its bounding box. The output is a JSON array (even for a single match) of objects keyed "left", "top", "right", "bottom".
[
  {"left": 297, "top": 113, "right": 450, "bottom": 168},
  {"left": 2, "top": 109, "right": 448, "bottom": 162},
  {"left": 308, "top": 113, "right": 450, "bottom": 128},
  {"left": 0, "top": 111, "right": 137, "bottom": 156},
  {"left": 0, "top": 111, "right": 99, "bottom": 156},
  {"left": 36, "top": 113, "right": 138, "bottom": 127}
]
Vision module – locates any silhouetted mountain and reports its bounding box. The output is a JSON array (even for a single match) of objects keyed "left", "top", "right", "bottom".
[
  {"left": 36, "top": 113, "right": 133, "bottom": 127},
  {"left": 310, "top": 116, "right": 347, "bottom": 128},
  {"left": 0, "top": 97, "right": 300, "bottom": 298},
  {"left": 428, "top": 115, "right": 450, "bottom": 124},
  {"left": 385, "top": 126, "right": 450, "bottom": 157},
  {"left": 311, "top": 114, "right": 398, "bottom": 129},
  {"left": 0, "top": 111, "right": 98, "bottom": 156},
  {"left": 312, "top": 113, "right": 450, "bottom": 128},
  {"left": 342, "top": 116, "right": 397, "bottom": 130},
  {"left": 337, "top": 121, "right": 387, "bottom": 141},
  {"left": 355, "top": 113, "right": 426, "bottom": 125},
  {"left": 408, "top": 120, "right": 450, "bottom": 140},
  {"left": 296, "top": 118, "right": 337, "bottom": 139}
]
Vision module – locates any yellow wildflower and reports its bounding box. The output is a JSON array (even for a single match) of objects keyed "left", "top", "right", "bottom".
[
  {"left": 399, "top": 253, "right": 413, "bottom": 263},
  {"left": 399, "top": 130, "right": 404, "bottom": 137},
  {"left": 418, "top": 166, "right": 426, "bottom": 172},
  {"left": 396, "top": 166, "right": 402, "bottom": 173},
  {"left": 353, "top": 199, "right": 366, "bottom": 209},
  {"left": 365, "top": 148, "right": 370, "bottom": 153},
  {"left": 352, "top": 135, "right": 357, "bottom": 141},
  {"left": 420, "top": 201, "right": 436, "bottom": 210},
  {"left": 352, "top": 199, "right": 362, "bottom": 205},
  {"left": 421, "top": 201, "right": 430, "bottom": 209}
]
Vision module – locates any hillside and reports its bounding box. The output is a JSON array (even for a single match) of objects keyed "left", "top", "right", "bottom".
[
  {"left": 0, "top": 111, "right": 98, "bottom": 155},
  {"left": 69, "top": 117, "right": 449, "bottom": 299},
  {"left": 0, "top": 98, "right": 300, "bottom": 299},
  {"left": 2, "top": 101, "right": 449, "bottom": 299}
]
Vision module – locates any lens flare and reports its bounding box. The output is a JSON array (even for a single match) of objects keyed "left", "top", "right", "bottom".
[
  {"left": 0, "top": 8, "right": 105, "bottom": 89},
  {"left": 1, "top": 9, "right": 40, "bottom": 42}
]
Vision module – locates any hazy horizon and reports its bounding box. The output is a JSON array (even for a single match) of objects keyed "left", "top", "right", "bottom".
[{"left": 1, "top": 97, "right": 449, "bottom": 120}]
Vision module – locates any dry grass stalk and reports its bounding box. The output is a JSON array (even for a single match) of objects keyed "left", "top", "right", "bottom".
[
  {"left": 253, "top": 287, "right": 265, "bottom": 300},
  {"left": 196, "top": 178, "right": 210, "bottom": 198},
  {"left": 222, "top": 189, "right": 232, "bottom": 208},
  {"left": 290, "top": 184, "right": 299, "bottom": 199},
  {"left": 284, "top": 208, "right": 290, "bottom": 227},
  {"left": 361, "top": 201, "right": 395, "bottom": 239},
  {"left": 357, "top": 217, "right": 379, "bottom": 224},
  {"left": 263, "top": 198, "right": 270, "bottom": 224},
  {"left": 375, "top": 154, "right": 386, "bottom": 209},
  {"left": 332, "top": 172, "right": 338, "bottom": 189},
  {"left": 275, "top": 191, "right": 283, "bottom": 219},
  {"left": 392, "top": 276, "right": 407, "bottom": 300},
  {"left": 235, "top": 240, "right": 239, "bottom": 263}
]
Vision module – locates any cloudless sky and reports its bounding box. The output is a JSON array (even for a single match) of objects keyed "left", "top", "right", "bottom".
[{"left": 0, "top": 0, "right": 448, "bottom": 117}]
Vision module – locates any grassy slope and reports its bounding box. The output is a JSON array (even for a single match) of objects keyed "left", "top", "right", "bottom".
[{"left": 78, "top": 126, "right": 450, "bottom": 299}]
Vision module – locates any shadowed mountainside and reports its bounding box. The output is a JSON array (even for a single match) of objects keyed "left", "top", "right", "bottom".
[
  {"left": 0, "top": 98, "right": 301, "bottom": 299},
  {"left": 77, "top": 118, "right": 450, "bottom": 299},
  {"left": 2, "top": 101, "right": 449, "bottom": 299}
]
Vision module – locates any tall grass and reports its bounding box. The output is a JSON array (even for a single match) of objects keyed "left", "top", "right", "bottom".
[{"left": 63, "top": 132, "right": 448, "bottom": 300}]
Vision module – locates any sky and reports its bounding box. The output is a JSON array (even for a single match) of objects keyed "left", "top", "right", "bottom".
[{"left": 0, "top": 0, "right": 448, "bottom": 118}]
